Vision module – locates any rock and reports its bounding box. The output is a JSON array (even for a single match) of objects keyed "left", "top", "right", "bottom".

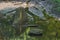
[
  {"left": 27, "top": 24, "right": 38, "bottom": 27},
  {"left": 28, "top": 29, "right": 43, "bottom": 37},
  {"left": 28, "top": 32, "right": 43, "bottom": 37},
  {"left": 41, "top": 0, "right": 45, "bottom": 1}
]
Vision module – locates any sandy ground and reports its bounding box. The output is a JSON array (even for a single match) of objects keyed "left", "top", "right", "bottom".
[
  {"left": 0, "top": 1, "right": 35, "bottom": 10},
  {"left": 0, "top": 2, "right": 27, "bottom": 10}
]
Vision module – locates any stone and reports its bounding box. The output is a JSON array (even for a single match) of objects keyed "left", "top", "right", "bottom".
[{"left": 28, "top": 29, "right": 43, "bottom": 37}]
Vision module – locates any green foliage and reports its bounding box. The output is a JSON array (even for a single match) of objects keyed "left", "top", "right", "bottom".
[
  {"left": 51, "top": 0, "right": 60, "bottom": 15},
  {"left": 0, "top": 2, "right": 60, "bottom": 39},
  {"left": 0, "top": 14, "right": 16, "bottom": 39},
  {"left": 20, "top": 6, "right": 60, "bottom": 40}
]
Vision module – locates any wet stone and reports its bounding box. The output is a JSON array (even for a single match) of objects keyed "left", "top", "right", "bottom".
[
  {"left": 41, "top": 0, "right": 45, "bottom": 1},
  {"left": 28, "top": 29, "right": 43, "bottom": 37},
  {"left": 27, "top": 24, "right": 38, "bottom": 27}
]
